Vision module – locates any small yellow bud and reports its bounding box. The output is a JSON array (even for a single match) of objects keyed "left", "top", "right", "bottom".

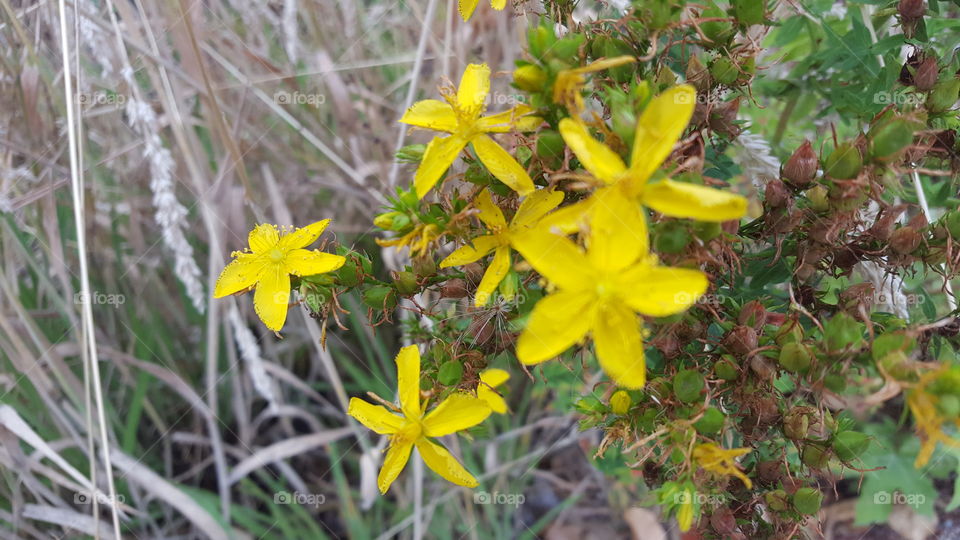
[
  {"left": 513, "top": 65, "right": 547, "bottom": 93},
  {"left": 610, "top": 390, "right": 632, "bottom": 415},
  {"left": 373, "top": 211, "right": 402, "bottom": 229}
]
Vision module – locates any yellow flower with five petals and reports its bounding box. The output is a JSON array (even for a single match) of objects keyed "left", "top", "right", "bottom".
[
  {"left": 348, "top": 345, "right": 492, "bottom": 493},
  {"left": 543, "top": 85, "right": 747, "bottom": 240},
  {"left": 399, "top": 63, "right": 541, "bottom": 199},
  {"left": 458, "top": 0, "right": 505, "bottom": 21},
  {"left": 214, "top": 220, "right": 346, "bottom": 332},
  {"left": 512, "top": 198, "right": 707, "bottom": 388},
  {"left": 692, "top": 443, "right": 753, "bottom": 489},
  {"left": 440, "top": 188, "right": 563, "bottom": 306}
]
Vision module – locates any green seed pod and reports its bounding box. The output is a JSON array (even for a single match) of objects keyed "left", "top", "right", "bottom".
[
  {"left": 801, "top": 443, "right": 830, "bottom": 468},
  {"left": 528, "top": 25, "right": 557, "bottom": 61},
  {"left": 714, "top": 357, "right": 740, "bottom": 381},
  {"left": 709, "top": 57, "right": 739, "bottom": 86},
  {"left": 927, "top": 78, "right": 960, "bottom": 113},
  {"left": 824, "top": 312, "right": 865, "bottom": 353},
  {"left": 823, "top": 143, "right": 863, "bottom": 179},
  {"left": 937, "top": 395, "right": 960, "bottom": 418},
  {"left": 498, "top": 269, "right": 519, "bottom": 302},
  {"left": 700, "top": 4, "right": 734, "bottom": 46},
  {"left": 824, "top": 374, "right": 847, "bottom": 393},
  {"left": 693, "top": 221, "right": 722, "bottom": 242},
  {"left": 943, "top": 211, "right": 960, "bottom": 237},
  {"left": 686, "top": 54, "right": 711, "bottom": 93},
  {"left": 878, "top": 350, "right": 912, "bottom": 380},
  {"left": 807, "top": 185, "right": 830, "bottom": 212},
  {"left": 437, "top": 360, "right": 463, "bottom": 385},
  {"left": 653, "top": 222, "right": 692, "bottom": 254},
  {"left": 335, "top": 260, "right": 362, "bottom": 287},
  {"left": 869, "top": 118, "right": 914, "bottom": 163},
  {"left": 412, "top": 256, "right": 437, "bottom": 278},
  {"left": 792, "top": 487, "right": 823, "bottom": 515},
  {"left": 362, "top": 285, "right": 397, "bottom": 310},
  {"left": 775, "top": 318, "right": 804, "bottom": 346},
  {"left": 550, "top": 33, "right": 586, "bottom": 63},
  {"left": 673, "top": 369, "right": 705, "bottom": 404},
  {"left": 513, "top": 64, "right": 547, "bottom": 93},
  {"left": 610, "top": 390, "right": 632, "bottom": 415},
  {"left": 655, "top": 65, "right": 678, "bottom": 88},
  {"left": 694, "top": 407, "right": 725, "bottom": 435},
  {"left": 832, "top": 431, "right": 871, "bottom": 462},
  {"left": 301, "top": 284, "right": 330, "bottom": 314},
  {"left": 603, "top": 39, "right": 634, "bottom": 83},
  {"left": 732, "top": 0, "right": 766, "bottom": 26},
  {"left": 764, "top": 489, "right": 790, "bottom": 512},
  {"left": 783, "top": 407, "right": 812, "bottom": 440},
  {"left": 575, "top": 396, "right": 604, "bottom": 414},
  {"left": 779, "top": 342, "right": 813, "bottom": 374},
  {"left": 871, "top": 332, "right": 914, "bottom": 362},
  {"left": 393, "top": 271, "right": 419, "bottom": 296}
]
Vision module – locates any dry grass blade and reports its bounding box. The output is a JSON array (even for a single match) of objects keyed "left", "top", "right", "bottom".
[{"left": 227, "top": 426, "right": 353, "bottom": 485}]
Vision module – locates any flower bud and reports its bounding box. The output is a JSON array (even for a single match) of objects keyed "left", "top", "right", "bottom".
[
  {"left": 536, "top": 130, "right": 565, "bottom": 168},
  {"left": 362, "top": 285, "right": 397, "bottom": 310},
  {"left": 392, "top": 271, "right": 419, "bottom": 296},
  {"left": 440, "top": 279, "right": 469, "bottom": 299},
  {"left": 412, "top": 255, "right": 437, "bottom": 277},
  {"left": 915, "top": 55, "right": 939, "bottom": 91},
  {"left": 823, "top": 312, "right": 865, "bottom": 353},
  {"left": 673, "top": 369, "right": 705, "bottom": 404},
  {"left": 775, "top": 318, "right": 803, "bottom": 345},
  {"left": 869, "top": 118, "right": 914, "bottom": 163},
  {"left": 738, "top": 300, "right": 767, "bottom": 329},
  {"left": 779, "top": 342, "right": 813, "bottom": 374},
  {"left": 823, "top": 142, "right": 862, "bottom": 179},
  {"left": 898, "top": 0, "right": 925, "bottom": 21},
  {"left": 714, "top": 357, "right": 740, "bottom": 381},
  {"left": 889, "top": 225, "right": 922, "bottom": 254},
  {"left": 807, "top": 184, "right": 830, "bottom": 212},
  {"left": 498, "top": 269, "right": 519, "bottom": 302},
  {"left": 801, "top": 443, "right": 830, "bottom": 468},
  {"left": 513, "top": 65, "right": 547, "bottom": 93},
  {"left": 764, "top": 180, "right": 791, "bottom": 209},
  {"left": 832, "top": 431, "right": 870, "bottom": 462},
  {"left": 373, "top": 211, "right": 401, "bottom": 229},
  {"left": 764, "top": 490, "right": 790, "bottom": 512},
  {"left": 610, "top": 390, "right": 632, "bottom": 415},
  {"left": 927, "top": 78, "right": 960, "bottom": 113},
  {"left": 792, "top": 487, "right": 823, "bottom": 515},
  {"left": 784, "top": 406, "right": 819, "bottom": 440},
  {"left": 709, "top": 57, "right": 739, "bottom": 86},
  {"left": 782, "top": 140, "right": 818, "bottom": 187},
  {"left": 732, "top": 0, "right": 765, "bottom": 26},
  {"left": 694, "top": 407, "right": 725, "bottom": 435},
  {"left": 686, "top": 55, "right": 711, "bottom": 93},
  {"left": 723, "top": 325, "right": 758, "bottom": 357}
]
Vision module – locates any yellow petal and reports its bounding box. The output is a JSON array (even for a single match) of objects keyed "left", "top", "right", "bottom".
[
  {"left": 278, "top": 219, "right": 331, "bottom": 250},
  {"left": 472, "top": 134, "right": 535, "bottom": 196},
  {"left": 478, "top": 369, "right": 510, "bottom": 414},
  {"left": 457, "top": 63, "right": 490, "bottom": 116},
  {"left": 511, "top": 230, "right": 593, "bottom": 291},
  {"left": 378, "top": 440, "right": 414, "bottom": 493},
  {"left": 592, "top": 301, "right": 646, "bottom": 389},
  {"left": 416, "top": 438, "right": 478, "bottom": 488},
  {"left": 558, "top": 118, "right": 627, "bottom": 184},
  {"left": 537, "top": 198, "right": 594, "bottom": 235},
  {"left": 511, "top": 188, "right": 565, "bottom": 230},
  {"left": 587, "top": 188, "right": 647, "bottom": 272},
  {"left": 253, "top": 265, "right": 291, "bottom": 332},
  {"left": 458, "top": 0, "right": 480, "bottom": 21},
  {"left": 395, "top": 345, "right": 421, "bottom": 419},
  {"left": 398, "top": 99, "right": 458, "bottom": 132},
  {"left": 629, "top": 85, "right": 696, "bottom": 183},
  {"left": 477, "top": 104, "right": 540, "bottom": 133},
  {"left": 415, "top": 134, "right": 469, "bottom": 199},
  {"left": 473, "top": 189, "right": 507, "bottom": 229},
  {"left": 248, "top": 224, "right": 279, "bottom": 253},
  {"left": 617, "top": 264, "right": 708, "bottom": 317},
  {"left": 475, "top": 246, "right": 511, "bottom": 306},
  {"left": 642, "top": 178, "right": 747, "bottom": 221},
  {"left": 284, "top": 249, "right": 346, "bottom": 277},
  {"left": 347, "top": 398, "right": 403, "bottom": 434},
  {"left": 214, "top": 254, "right": 266, "bottom": 298},
  {"left": 517, "top": 291, "right": 595, "bottom": 365},
  {"left": 677, "top": 494, "right": 694, "bottom": 532},
  {"left": 573, "top": 55, "right": 636, "bottom": 74},
  {"left": 491, "top": 0, "right": 506, "bottom": 9},
  {"left": 439, "top": 235, "right": 499, "bottom": 268},
  {"left": 422, "top": 393, "right": 491, "bottom": 437}
]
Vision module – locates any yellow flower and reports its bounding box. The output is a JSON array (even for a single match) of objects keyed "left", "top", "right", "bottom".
[
  {"left": 376, "top": 222, "right": 440, "bottom": 258},
  {"left": 552, "top": 56, "right": 636, "bottom": 114},
  {"left": 348, "top": 345, "right": 492, "bottom": 493},
  {"left": 907, "top": 368, "right": 960, "bottom": 467},
  {"left": 458, "top": 0, "right": 505, "bottom": 21},
  {"left": 440, "top": 188, "right": 563, "bottom": 306},
  {"left": 676, "top": 485, "right": 696, "bottom": 532},
  {"left": 214, "top": 221, "right": 346, "bottom": 332},
  {"left": 543, "top": 85, "right": 747, "bottom": 238},
  {"left": 609, "top": 390, "right": 632, "bottom": 415},
  {"left": 399, "top": 63, "right": 541, "bottom": 199},
  {"left": 692, "top": 443, "right": 753, "bottom": 489},
  {"left": 477, "top": 368, "right": 510, "bottom": 413},
  {"left": 512, "top": 199, "right": 708, "bottom": 388}
]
